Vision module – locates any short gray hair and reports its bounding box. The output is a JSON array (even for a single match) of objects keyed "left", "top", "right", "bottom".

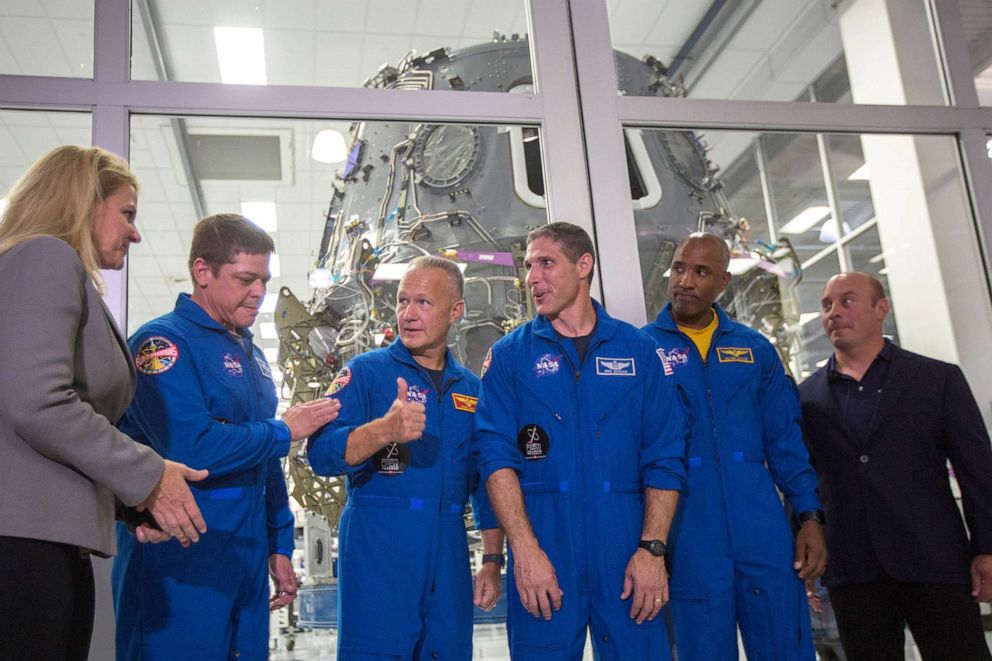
[{"left": 406, "top": 255, "right": 464, "bottom": 299}]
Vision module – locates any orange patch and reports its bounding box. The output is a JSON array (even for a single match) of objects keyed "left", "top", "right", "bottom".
[{"left": 451, "top": 393, "right": 478, "bottom": 413}]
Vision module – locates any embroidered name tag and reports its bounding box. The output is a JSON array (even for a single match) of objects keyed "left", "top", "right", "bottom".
[
  {"left": 596, "top": 357, "right": 636, "bottom": 376},
  {"left": 716, "top": 347, "right": 754, "bottom": 364}
]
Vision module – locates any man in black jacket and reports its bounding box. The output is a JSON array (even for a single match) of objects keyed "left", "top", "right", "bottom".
[{"left": 799, "top": 271, "right": 992, "bottom": 661}]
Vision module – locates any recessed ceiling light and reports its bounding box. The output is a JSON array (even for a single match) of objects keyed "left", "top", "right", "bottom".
[
  {"left": 778, "top": 206, "right": 830, "bottom": 235},
  {"left": 241, "top": 202, "right": 277, "bottom": 232},
  {"left": 311, "top": 129, "right": 348, "bottom": 164},
  {"left": 214, "top": 27, "right": 267, "bottom": 85}
]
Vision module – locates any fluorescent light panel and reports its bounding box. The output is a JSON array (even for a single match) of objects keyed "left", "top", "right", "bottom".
[
  {"left": 778, "top": 206, "right": 831, "bottom": 235},
  {"left": 241, "top": 202, "right": 277, "bottom": 232},
  {"left": 214, "top": 27, "right": 266, "bottom": 85}
]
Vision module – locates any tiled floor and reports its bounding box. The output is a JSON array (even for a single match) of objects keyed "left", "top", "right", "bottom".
[{"left": 270, "top": 624, "right": 992, "bottom": 660}]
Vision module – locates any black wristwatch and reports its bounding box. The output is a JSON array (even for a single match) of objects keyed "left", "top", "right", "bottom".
[
  {"left": 638, "top": 539, "right": 667, "bottom": 557},
  {"left": 482, "top": 553, "right": 505, "bottom": 568},
  {"left": 797, "top": 509, "right": 826, "bottom": 526}
]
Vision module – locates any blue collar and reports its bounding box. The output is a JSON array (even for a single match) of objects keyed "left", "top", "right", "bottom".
[
  {"left": 173, "top": 293, "right": 254, "bottom": 341},
  {"left": 652, "top": 302, "right": 731, "bottom": 333},
  {"left": 531, "top": 298, "right": 619, "bottom": 344},
  {"left": 386, "top": 337, "right": 463, "bottom": 384}
]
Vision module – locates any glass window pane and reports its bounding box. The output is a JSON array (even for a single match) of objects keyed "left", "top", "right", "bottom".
[
  {"left": 846, "top": 224, "right": 899, "bottom": 343},
  {"left": 959, "top": 0, "right": 992, "bottom": 106},
  {"left": 0, "top": 0, "right": 93, "bottom": 77},
  {"left": 128, "top": 115, "right": 548, "bottom": 376},
  {"left": 0, "top": 110, "right": 92, "bottom": 197},
  {"left": 629, "top": 128, "right": 972, "bottom": 387},
  {"left": 608, "top": 0, "right": 946, "bottom": 105},
  {"left": 130, "top": 0, "right": 532, "bottom": 91}
]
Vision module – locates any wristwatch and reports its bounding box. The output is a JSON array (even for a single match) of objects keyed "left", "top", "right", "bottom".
[
  {"left": 797, "top": 509, "right": 826, "bottom": 525},
  {"left": 638, "top": 539, "right": 667, "bottom": 557},
  {"left": 482, "top": 553, "right": 505, "bottom": 568}
]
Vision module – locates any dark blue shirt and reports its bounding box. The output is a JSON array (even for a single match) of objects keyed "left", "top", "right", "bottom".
[{"left": 826, "top": 339, "right": 893, "bottom": 447}]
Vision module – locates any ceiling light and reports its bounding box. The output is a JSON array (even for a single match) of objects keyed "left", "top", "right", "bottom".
[
  {"left": 260, "top": 293, "right": 277, "bottom": 314},
  {"left": 311, "top": 129, "right": 348, "bottom": 164},
  {"left": 269, "top": 253, "right": 280, "bottom": 278},
  {"left": 214, "top": 27, "right": 266, "bottom": 85},
  {"left": 847, "top": 163, "right": 870, "bottom": 180},
  {"left": 263, "top": 347, "right": 279, "bottom": 363},
  {"left": 778, "top": 206, "right": 831, "bottom": 235},
  {"left": 241, "top": 202, "right": 277, "bottom": 232},
  {"left": 260, "top": 322, "right": 277, "bottom": 339},
  {"left": 309, "top": 268, "right": 333, "bottom": 289},
  {"left": 727, "top": 257, "right": 758, "bottom": 275}
]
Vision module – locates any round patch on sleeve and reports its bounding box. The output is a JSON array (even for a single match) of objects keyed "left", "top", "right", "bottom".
[
  {"left": 325, "top": 367, "right": 352, "bottom": 396},
  {"left": 517, "top": 424, "right": 550, "bottom": 460},
  {"left": 134, "top": 336, "right": 179, "bottom": 375}
]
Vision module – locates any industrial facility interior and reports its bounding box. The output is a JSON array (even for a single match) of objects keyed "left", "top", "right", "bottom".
[{"left": 2, "top": 0, "right": 992, "bottom": 658}]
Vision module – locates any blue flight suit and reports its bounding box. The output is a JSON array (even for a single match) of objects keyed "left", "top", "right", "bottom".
[
  {"left": 112, "top": 293, "right": 293, "bottom": 661},
  {"left": 644, "top": 303, "right": 820, "bottom": 661},
  {"left": 307, "top": 339, "right": 496, "bottom": 660},
  {"left": 473, "top": 300, "right": 686, "bottom": 661}
]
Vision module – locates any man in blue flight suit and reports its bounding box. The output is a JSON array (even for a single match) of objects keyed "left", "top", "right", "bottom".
[
  {"left": 473, "top": 222, "right": 687, "bottom": 661},
  {"left": 307, "top": 255, "right": 504, "bottom": 660},
  {"left": 643, "top": 232, "right": 826, "bottom": 660},
  {"left": 112, "top": 214, "right": 340, "bottom": 660}
]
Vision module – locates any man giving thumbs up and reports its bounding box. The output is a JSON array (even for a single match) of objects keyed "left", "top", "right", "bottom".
[{"left": 307, "top": 256, "right": 504, "bottom": 660}]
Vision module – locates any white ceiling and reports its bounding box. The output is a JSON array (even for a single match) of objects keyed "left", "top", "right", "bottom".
[{"left": 1, "top": 0, "right": 989, "bottom": 365}]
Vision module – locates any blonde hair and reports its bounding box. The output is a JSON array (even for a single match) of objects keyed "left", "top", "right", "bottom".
[{"left": 0, "top": 145, "right": 139, "bottom": 290}]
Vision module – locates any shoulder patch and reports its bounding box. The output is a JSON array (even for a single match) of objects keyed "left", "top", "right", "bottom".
[
  {"left": 326, "top": 367, "right": 352, "bottom": 395},
  {"left": 480, "top": 347, "right": 493, "bottom": 378},
  {"left": 657, "top": 348, "right": 674, "bottom": 376},
  {"left": 134, "top": 336, "right": 179, "bottom": 375},
  {"left": 451, "top": 393, "right": 478, "bottom": 413},
  {"left": 716, "top": 347, "right": 754, "bottom": 364}
]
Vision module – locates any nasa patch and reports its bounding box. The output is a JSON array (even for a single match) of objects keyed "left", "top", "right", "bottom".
[
  {"left": 223, "top": 353, "right": 243, "bottom": 377},
  {"left": 134, "top": 336, "right": 179, "bottom": 375},
  {"left": 375, "top": 442, "right": 409, "bottom": 475},
  {"left": 533, "top": 353, "right": 562, "bottom": 378},
  {"left": 716, "top": 347, "right": 754, "bottom": 364},
  {"left": 326, "top": 367, "right": 352, "bottom": 396},
  {"left": 407, "top": 384, "right": 429, "bottom": 405},
  {"left": 595, "top": 356, "right": 636, "bottom": 376},
  {"left": 517, "top": 424, "right": 550, "bottom": 460},
  {"left": 662, "top": 347, "right": 690, "bottom": 370}
]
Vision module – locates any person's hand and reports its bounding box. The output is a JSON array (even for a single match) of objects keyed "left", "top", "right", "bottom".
[
  {"left": 970, "top": 554, "right": 992, "bottom": 602},
  {"left": 137, "top": 460, "right": 208, "bottom": 547},
  {"left": 805, "top": 578, "right": 825, "bottom": 614},
  {"left": 794, "top": 520, "right": 828, "bottom": 579},
  {"left": 473, "top": 561, "right": 502, "bottom": 612},
  {"left": 620, "top": 548, "right": 668, "bottom": 624},
  {"left": 134, "top": 523, "right": 171, "bottom": 544},
  {"left": 282, "top": 397, "right": 341, "bottom": 442},
  {"left": 511, "top": 541, "right": 562, "bottom": 619},
  {"left": 269, "top": 554, "right": 298, "bottom": 611},
  {"left": 383, "top": 377, "right": 426, "bottom": 444}
]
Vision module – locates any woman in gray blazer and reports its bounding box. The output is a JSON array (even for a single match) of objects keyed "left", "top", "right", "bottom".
[{"left": 0, "top": 146, "right": 209, "bottom": 660}]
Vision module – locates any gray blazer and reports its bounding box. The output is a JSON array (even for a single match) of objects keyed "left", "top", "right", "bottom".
[{"left": 0, "top": 236, "right": 163, "bottom": 556}]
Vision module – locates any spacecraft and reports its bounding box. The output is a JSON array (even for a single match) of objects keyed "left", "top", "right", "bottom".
[{"left": 276, "top": 34, "right": 801, "bottom": 588}]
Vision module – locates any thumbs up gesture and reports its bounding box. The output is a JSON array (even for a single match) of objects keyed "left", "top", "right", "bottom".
[{"left": 385, "top": 377, "right": 427, "bottom": 443}]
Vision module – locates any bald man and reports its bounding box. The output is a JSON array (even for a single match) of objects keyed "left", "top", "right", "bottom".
[
  {"left": 643, "top": 233, "right": 825, "bottom": 661},
  {"left": 799, "top": 272, "right": 992, "bottom": 661}
]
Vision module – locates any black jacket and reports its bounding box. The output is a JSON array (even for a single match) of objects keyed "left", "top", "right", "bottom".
[{"left": 799, "top": 344, "right": 992, "bottom": 587}]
